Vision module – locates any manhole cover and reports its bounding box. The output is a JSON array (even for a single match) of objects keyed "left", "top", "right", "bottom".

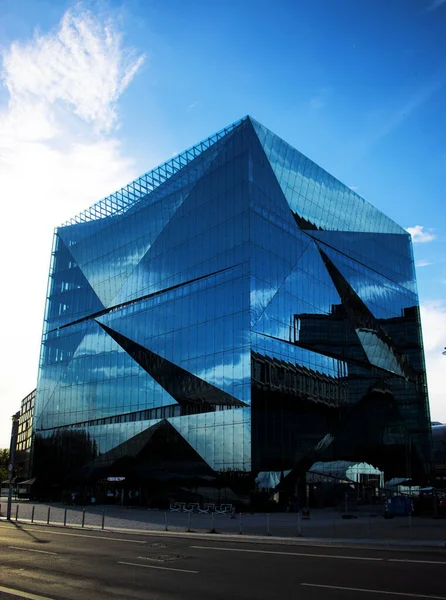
[{"left": 139, "top": 554, "right": 190, "bottom": 563}]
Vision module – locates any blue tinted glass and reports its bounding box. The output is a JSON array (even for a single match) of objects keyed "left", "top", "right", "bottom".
[{"left": 33, "top": 116, "right": 431, "bottom": 490}]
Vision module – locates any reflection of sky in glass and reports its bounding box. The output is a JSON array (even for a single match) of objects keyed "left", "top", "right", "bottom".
[
  {"left": 251, "top": 118, "right": 405, "bottom": 235},
  {"left": 356, "top": 328, "right": 405, "bottom": 377},
  {"left": 169, "top": 408, "right": 251, "bottom": 470},
  {"left": 34, "top": 117, "right": 429, "bottom": 477}
]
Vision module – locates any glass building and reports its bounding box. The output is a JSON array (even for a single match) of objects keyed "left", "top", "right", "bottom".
[
  {"left": 16, "top": 389, "right": 36, "bottom": 482},
  {"left": 31, "top": 116, "right": 432, "bottom": 500}
]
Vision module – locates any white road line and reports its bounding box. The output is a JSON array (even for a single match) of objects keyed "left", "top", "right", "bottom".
[
  {"left": 190, "top": 545, "right": 383, "bottom": 561},
  {"left": 20, "top": 528, "right": 146, "bottom": 544},
  {"left": 0, "top": 585, "right": 55, "bottom": 600},
  {"left": 301, "top": 583, "right": 446, "bottom": 599},
  {"left": 388, "top": 559, "right": 446, "bottom": 565},
  {"left": 8, "top": 546, "right": 58, "bottom": 555},
  {"left": 118, "top": 561, "right": 198, "bottom": 574}
]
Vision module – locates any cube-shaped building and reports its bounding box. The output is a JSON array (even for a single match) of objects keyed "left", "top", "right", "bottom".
[{"left": 32, "top": 116, "right": 432, "bottom": 495}]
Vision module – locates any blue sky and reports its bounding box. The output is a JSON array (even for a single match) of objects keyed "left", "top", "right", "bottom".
[{"left": 0, "top": 0, "right": 445, "bottom": 446}]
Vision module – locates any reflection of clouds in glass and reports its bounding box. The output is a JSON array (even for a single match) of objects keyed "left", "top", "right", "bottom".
[
  {"left": 120, "top": 247, "right": 149, "bottom": 268},
  {"left": 348, "top": 278, "right": 417, "bottom": 316},
  {"left": 250, "top": 284, "right": 278, "bottom": 323},
  {"left": 195, "top": 350, "right": 251, "bottom": 401},
  {"left": 355, "top": 281, "right": 398, "bottom": 302},
  {"left": 256, "top": 123, "right": 404, "bottom": 234},
  {"left": 169, "top": 407, "right": 251, "bottom": 471}
]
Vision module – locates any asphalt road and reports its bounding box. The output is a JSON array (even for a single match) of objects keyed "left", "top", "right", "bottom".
[{"left": 1, "top": 521, "right": 446, "bottom": 600}]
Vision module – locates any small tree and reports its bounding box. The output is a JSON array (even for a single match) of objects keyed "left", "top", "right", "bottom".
[{"left": 0, "top": 449, "right": 9, "bottom": 483}]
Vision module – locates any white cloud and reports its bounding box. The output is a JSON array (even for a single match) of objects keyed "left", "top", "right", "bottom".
[
  {"left": 0, "top": 7, "right": 144, "bottom": 447},
  {"left": 3, "top": 8, "right": 145, "bottom": 133},
  {"left": 416, "top": 260, "right": 432, "bottom": 268},
  {"left": 406, "top": 225, "right": 436, "bottom": 243},
  {"left": 420, "top": 301, "right": 446, "bottom": 423},
  {"left": 187, "top": 100, "right": 199, "bottom": 111}
]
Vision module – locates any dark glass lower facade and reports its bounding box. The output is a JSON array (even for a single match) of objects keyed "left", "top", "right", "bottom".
[{"left": 31, "top": 116, "right": 432, "bottom": 502}]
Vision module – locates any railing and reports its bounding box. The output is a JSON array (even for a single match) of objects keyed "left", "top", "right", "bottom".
[{"left": 1, "top": 502, "right": 445, "bottom": 545}]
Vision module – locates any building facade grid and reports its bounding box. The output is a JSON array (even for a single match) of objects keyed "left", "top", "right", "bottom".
[{"left": 31, "top": 116, "right": 432, "bottom": 496}]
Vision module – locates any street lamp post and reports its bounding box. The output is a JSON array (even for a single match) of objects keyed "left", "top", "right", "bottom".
[{"left": 6, "top": 412, "right": 20, "bottom": 521}]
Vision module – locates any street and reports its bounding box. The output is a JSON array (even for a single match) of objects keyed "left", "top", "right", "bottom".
[{"left": 1, "top": 521, "right": 446, "bottom": 600}]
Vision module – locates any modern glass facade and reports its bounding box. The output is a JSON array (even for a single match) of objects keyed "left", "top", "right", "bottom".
[{"left": 32, "top": 116, "right": 432, "bottom": 496}]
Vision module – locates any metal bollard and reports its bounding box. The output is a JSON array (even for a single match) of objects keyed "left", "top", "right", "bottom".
[
  {"left": 81, "top": 509, "right": 86, "bottom": 528},
  {"left": 368, "top": 513, "right": 372, "bottom": 534},
  {"left": 297, "top": 511, "right": 302, "bottom": 537},
  {"left": 31, "top": 506, "right": 35, "bottom": 523},
  {"left": 266, "top": 513, "right": 271, "bottom": 536},
  {"left": 333, "top": 515, "right": 336, "bottom": 536},
  {"left": 47, "top": 507, "right": 51, "bottom": 525},
  {"left": 101, "top": 509, "right": 105, "bottom": 530},
  {"left": 239, "top": 512, "right": 243, "bottom": 535},
  {"left": 187, "top": 512, "right": 192, "bottom": 532},
  {"left": 63, "top": 508, "right": 67, "bottom": 527},
  {"left": 211, "top": 512, "right": 216, "bottom": 533},
  {"left": 15, "top": 504, "right": 19, "bottom": 521},
  {"left": 408, "top": 512, "right": 412, "bottom": 540},
  {"left": 164, "top": 511, "right": 168, "bottom": 531}
]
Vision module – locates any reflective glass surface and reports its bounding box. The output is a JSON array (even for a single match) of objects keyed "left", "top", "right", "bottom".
[{"left": 33, "top": 116, "right": 431, "bottom": 489}]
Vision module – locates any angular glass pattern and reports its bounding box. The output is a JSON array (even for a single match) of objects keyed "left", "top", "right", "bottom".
[{"left": 32, "top": 116, "right": 432, "bottom": 498}]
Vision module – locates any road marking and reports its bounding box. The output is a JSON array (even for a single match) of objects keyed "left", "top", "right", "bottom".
[
  {"left": 300, "top": 583, "right": 446, "bottom": 599},
  {"left": 118, "top": 561, "right": 198, "bottom": 574},
  {"left": 8, "top": 546, "right": 58, "bottom": 555},
  {"left": 0, "top": 585, "right": 55, "bottom": 600},
  {"left": 190, "top": 545, "right": 383, "bottom": 561},
  {"left": 20, "top": 528, "right": 146, "bottom": 544},
  {"left": 388, "top": 559, "right": 446, "bottom": 565}
]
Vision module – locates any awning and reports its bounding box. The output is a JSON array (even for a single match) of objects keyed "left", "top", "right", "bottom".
[{"left": 19, "top": 478, "right": 36, "bottom": 485}]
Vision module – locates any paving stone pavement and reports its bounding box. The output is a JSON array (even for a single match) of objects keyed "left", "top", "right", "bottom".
[{"left": 2, "top": 500, "right": 446, "bottom": 546}]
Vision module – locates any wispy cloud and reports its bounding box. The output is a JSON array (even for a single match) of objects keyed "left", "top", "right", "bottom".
[
  {"left": 349, "top": 185, "right": 359, "bottom": 191},
  {"left": 3, "top": 8, "right": 145, "bottom": 133},
  {"left": 406, "top": 225, "right": 436, "bottom": 243},
  {"left": 337, "top": 79, "right": 443, "bottom": 170},
  {"left": 188, "top": 100, "right": 199, "bottom": 111},
  {"left": 426, "top": 0, "right": 446, "bottom": 11},
  {"left": 309, "top": 88, "right": 331, "bottom": 111},
  {"left": 372, "top": 80, "right": 443, "bottom": 145},
  {"left": 0, "top": 6, "right": 145, "bottom": 446},
  {"left": 416, "top": 259, "right": 432, "bottom": 267}
]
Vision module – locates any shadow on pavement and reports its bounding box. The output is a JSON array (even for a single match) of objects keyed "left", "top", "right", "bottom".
[{"left": 8, "top": 519, "right": 50, "bottom": 544}]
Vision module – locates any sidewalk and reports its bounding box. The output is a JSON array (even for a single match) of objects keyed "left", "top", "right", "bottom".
[{"left": 2, "top": 501, "right": 446, "bottom": 551}]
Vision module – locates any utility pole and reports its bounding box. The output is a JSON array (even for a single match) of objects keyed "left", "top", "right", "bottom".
[{"left": 6, "top": 412, "right": 20, "bottom": 521}]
